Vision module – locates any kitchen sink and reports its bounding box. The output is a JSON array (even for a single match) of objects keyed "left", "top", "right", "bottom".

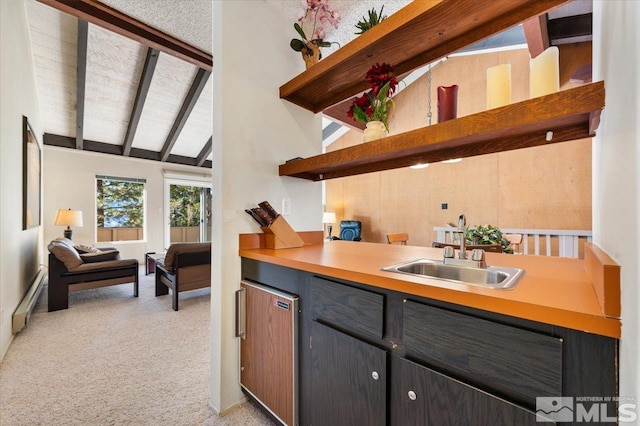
[{"left": 381, "top": 258, "right": 525, "bottom": 290}]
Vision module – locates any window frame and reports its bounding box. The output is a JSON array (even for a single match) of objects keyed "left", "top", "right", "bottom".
[
  {"left": 95, "top": 175, "right": 147, "bottom": 243},
  {"left": 163, "top": 172, "right": 212, "bottom": 249}
]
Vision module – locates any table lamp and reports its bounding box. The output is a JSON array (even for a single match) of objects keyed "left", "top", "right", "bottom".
[
  {"left": 322, "top": 212, "right": 336, "bottom": 240},
  {"left": 54, "top": 208, "right": 83, "bottom": 240}
]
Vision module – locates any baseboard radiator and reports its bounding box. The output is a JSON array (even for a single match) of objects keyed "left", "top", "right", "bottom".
[{"left": 12, "top": 268, "right": 47, "bottom": 333}]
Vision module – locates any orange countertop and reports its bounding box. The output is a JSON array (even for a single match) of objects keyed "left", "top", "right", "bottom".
[{"left": 239, "top": 240, "right": 621, "bottom": 339}]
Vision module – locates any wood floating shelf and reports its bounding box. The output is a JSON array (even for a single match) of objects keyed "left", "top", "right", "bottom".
[
  {"left": 279, "top": 0, "right": 570, "bottom": 113},
  {"left": 279, "top": 82, "right": 604, "bottom": 181}
]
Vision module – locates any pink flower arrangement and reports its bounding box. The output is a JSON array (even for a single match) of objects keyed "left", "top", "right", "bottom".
[
  {"left": 347, "top": 63, "right": 398, "bottom": 130},
  {"left": 290, "top": 0, "right": 340, "bottom": 66},
  {"left": 296, "top": 0, "right": 340, "bottom": 40}
]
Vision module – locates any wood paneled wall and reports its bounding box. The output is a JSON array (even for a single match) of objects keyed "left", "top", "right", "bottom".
[{"left": 325, "top": 48, "right": 592, "bottom": 248}]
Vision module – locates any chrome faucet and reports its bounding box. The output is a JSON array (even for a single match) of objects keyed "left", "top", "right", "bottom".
[
  {"left": 457, "top": 214, "right": 467, "bottom": 260},
  {"left": 442, "top": 214, "right": 487, "bottom": 268}
]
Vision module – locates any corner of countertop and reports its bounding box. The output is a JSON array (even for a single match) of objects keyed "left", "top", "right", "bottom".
[{"left": 584, "top": 242, "right": 621, "bottom": 319}]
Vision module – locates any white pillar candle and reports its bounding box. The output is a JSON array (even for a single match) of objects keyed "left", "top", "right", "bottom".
[
  {"left": 486, "top": 63, "right": 511, "bottom": 109},
  {"left": 530, "top": 46, "right": 560, "bottom": 98}
]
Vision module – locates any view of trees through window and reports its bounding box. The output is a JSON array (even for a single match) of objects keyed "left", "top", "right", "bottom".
[
  {"left": 96, "top": 177, "right": 145, "bottom": 242},
  {"left": 167, "top": 183, "right": 211, "bottom": 244},
  {"left": 170, "top": 184, "right": 201, "bottom": 227}
]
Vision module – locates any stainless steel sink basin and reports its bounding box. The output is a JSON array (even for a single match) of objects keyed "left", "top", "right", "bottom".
[{"left": 381, "top": 258, "right": 525, "bottom": 290}]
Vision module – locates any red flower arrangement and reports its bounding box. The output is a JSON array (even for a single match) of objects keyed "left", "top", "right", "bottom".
[{"left": 347, "top": 63, "right": 398, "bottom": 130}]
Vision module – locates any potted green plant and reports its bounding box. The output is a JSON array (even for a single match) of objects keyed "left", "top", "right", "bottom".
[
  {"left": 465, "top": 224, "right": 514, "bottom": 254},
  {"left": 355, "top": 6, "right": 387, "bottom": 34}
]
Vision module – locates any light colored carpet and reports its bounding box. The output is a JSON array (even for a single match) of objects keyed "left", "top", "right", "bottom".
[{"left": 0, "top": 272, "right": 274, "bottom": 426}]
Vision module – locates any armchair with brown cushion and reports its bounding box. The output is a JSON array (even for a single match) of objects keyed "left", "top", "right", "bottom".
[
  {"left": 155, "top": 242, "right": 211, "bottom": 311},
  {"left": 47, "top": 238, "right": 139, "bottom": 312}
]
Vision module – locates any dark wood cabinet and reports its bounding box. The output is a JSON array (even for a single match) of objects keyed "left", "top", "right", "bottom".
[
  {"left": 403, "top": 300, "right": 563, "bottom": 406},
  {"left": 309, "top": 276, "right": 384, "bottom": 340},
  {"left": 390, "top": 356, "right": 545, "bottom": 425},
  {"left": 241, "top": 259, "right": 618, "bottom": 426},
  {"left": 309, "top": 321, "right": 386, "bottom": 426}
]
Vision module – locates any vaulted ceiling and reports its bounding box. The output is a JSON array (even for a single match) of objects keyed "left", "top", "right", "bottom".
[
  {"left": 25, "top": 0, "right": 592, "bottom": 170},
  {"left": 26, "top": 0, "right": 213, "bottom": 168}
]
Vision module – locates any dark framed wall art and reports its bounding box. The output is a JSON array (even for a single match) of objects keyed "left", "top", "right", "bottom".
[{"left": 23, "top": 116, "right": 41, "bottom": 229}]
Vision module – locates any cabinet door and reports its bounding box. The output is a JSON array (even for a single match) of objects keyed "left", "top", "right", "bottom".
[
  {"left": 240, "top": 282, "right": 297, "bottom": 426},
  {"left": 390, "top": 357, "right": 546, "bottom": 426},
  {"left": 310, "top": 321, "right": 386, "bottom": 426}
]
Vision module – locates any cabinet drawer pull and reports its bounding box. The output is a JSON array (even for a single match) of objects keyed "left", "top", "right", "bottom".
[
  {"left": 408, "top": 390, "right": 417, "bottom": 401},
  {"left": 371, "top": 371, "right": 379, "bottom": 380}
]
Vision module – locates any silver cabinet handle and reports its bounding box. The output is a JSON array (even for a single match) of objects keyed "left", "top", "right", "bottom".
[
  {"left": 408, "top": 390, "right": 417, "bottom": 401},
  {"left": 235, "top": 287, "right": 246, "bottom": 339},
  {"left": 371, "top": 371, "right": 379, "bottom": 380}
]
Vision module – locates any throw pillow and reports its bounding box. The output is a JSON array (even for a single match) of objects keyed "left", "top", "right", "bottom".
[
  {"left": 80, "top": 250, "right": 120, "bottom": 263},
  {"left": 74, "top": 244, "right": 100, "bottom": 254},
  {"left": 48, "top": 240, "right": 83, "bottom": 270}
]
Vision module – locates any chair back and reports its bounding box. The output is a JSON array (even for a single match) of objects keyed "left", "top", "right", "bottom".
[
  {"left": 503, "top": 233, "right": 523, "bottom": 254},
  {"left": 339, "top": 220, "right": 362, "bottom": 241},
  {"left": 387, "top": 233, "right": 409, "bottom": 245},
  {"left": 431, "top": 241, "right": 503, "bottom": 253}
]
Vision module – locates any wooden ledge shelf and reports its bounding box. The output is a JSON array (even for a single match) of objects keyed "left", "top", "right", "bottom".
[
  {"left": 279, "top": 0, "right": 569, "bottom": 113},
  {"left": 279, "top": 82, "right": 604, "bottom": 181}
]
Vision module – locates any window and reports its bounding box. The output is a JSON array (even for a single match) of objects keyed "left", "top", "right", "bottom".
[
  {"left": 168, "top": 184, "right": 211, "bottom": 244},
  {"left": 163, "top": 171, "right": 212, "bottom": 248},
  {"left": 96, "top": 175, "right": 146, "bottom": 242}
]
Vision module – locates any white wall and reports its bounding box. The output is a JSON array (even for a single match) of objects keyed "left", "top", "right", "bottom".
[
  {"left": 210, "top": 1, "right": 323, "bottom": 413},
  {"left": 0, "top": 0, "right": 44, "bottom": 360},
  {"left": 593, "top": 0, "right": 640, "bottom": 405},
  {"left": 43, "top": 146, "right": 211, "bottom": 261}
]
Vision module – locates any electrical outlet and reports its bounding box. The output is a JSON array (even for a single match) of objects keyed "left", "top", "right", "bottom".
[{"left": 282, "top": 198, "right": 291, "bottom": 216}]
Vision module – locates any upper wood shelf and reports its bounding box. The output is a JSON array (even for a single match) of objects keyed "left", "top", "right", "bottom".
[
  {"left": 279, "top": 0, "right": 570, "bottom": 113},
  {"left": 279, "top": 82, "right": 604, "bottom": 181}
]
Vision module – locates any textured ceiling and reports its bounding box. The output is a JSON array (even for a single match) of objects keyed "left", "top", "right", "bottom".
[
  {"left": 265, "top": 0, "right": 412, "bottom": 58},
  {"left": 98, "top": 0, "right": 213, "bottom": 54},
  {"left": 96, "top": 0, "right": 410, "bottom": 58},
  {"left": 26, "top": 0, "right": 212, "bottom": 167}
]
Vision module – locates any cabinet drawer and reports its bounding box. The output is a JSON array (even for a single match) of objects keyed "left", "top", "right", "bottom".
[
  {"left": 310, "top": 277, "right": 384, "bottom": 340},
  {"left": 403, "top": 301, "right": 562, "bottom": 405},
  {"left": 390, "top": 356, "right": 542, "bottom": 425}
]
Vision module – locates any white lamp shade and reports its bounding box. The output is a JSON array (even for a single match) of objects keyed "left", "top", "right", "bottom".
[
  {"left": 54, "top": 209, "right": 83, "bottom": 227},
  {"left": 322, "top": 212, "right": 336, "bottom": 224}
]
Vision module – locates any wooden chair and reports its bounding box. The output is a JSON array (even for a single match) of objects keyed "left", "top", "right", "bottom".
[
  {"left": 431, "top": 241, "right": 503, "bottom": 253},
  {"left": 504, "top": 233, "right": 523, "bottom": 254},
  {"left": 387, "top": 233, "right": 409, "bottom": 245}
]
